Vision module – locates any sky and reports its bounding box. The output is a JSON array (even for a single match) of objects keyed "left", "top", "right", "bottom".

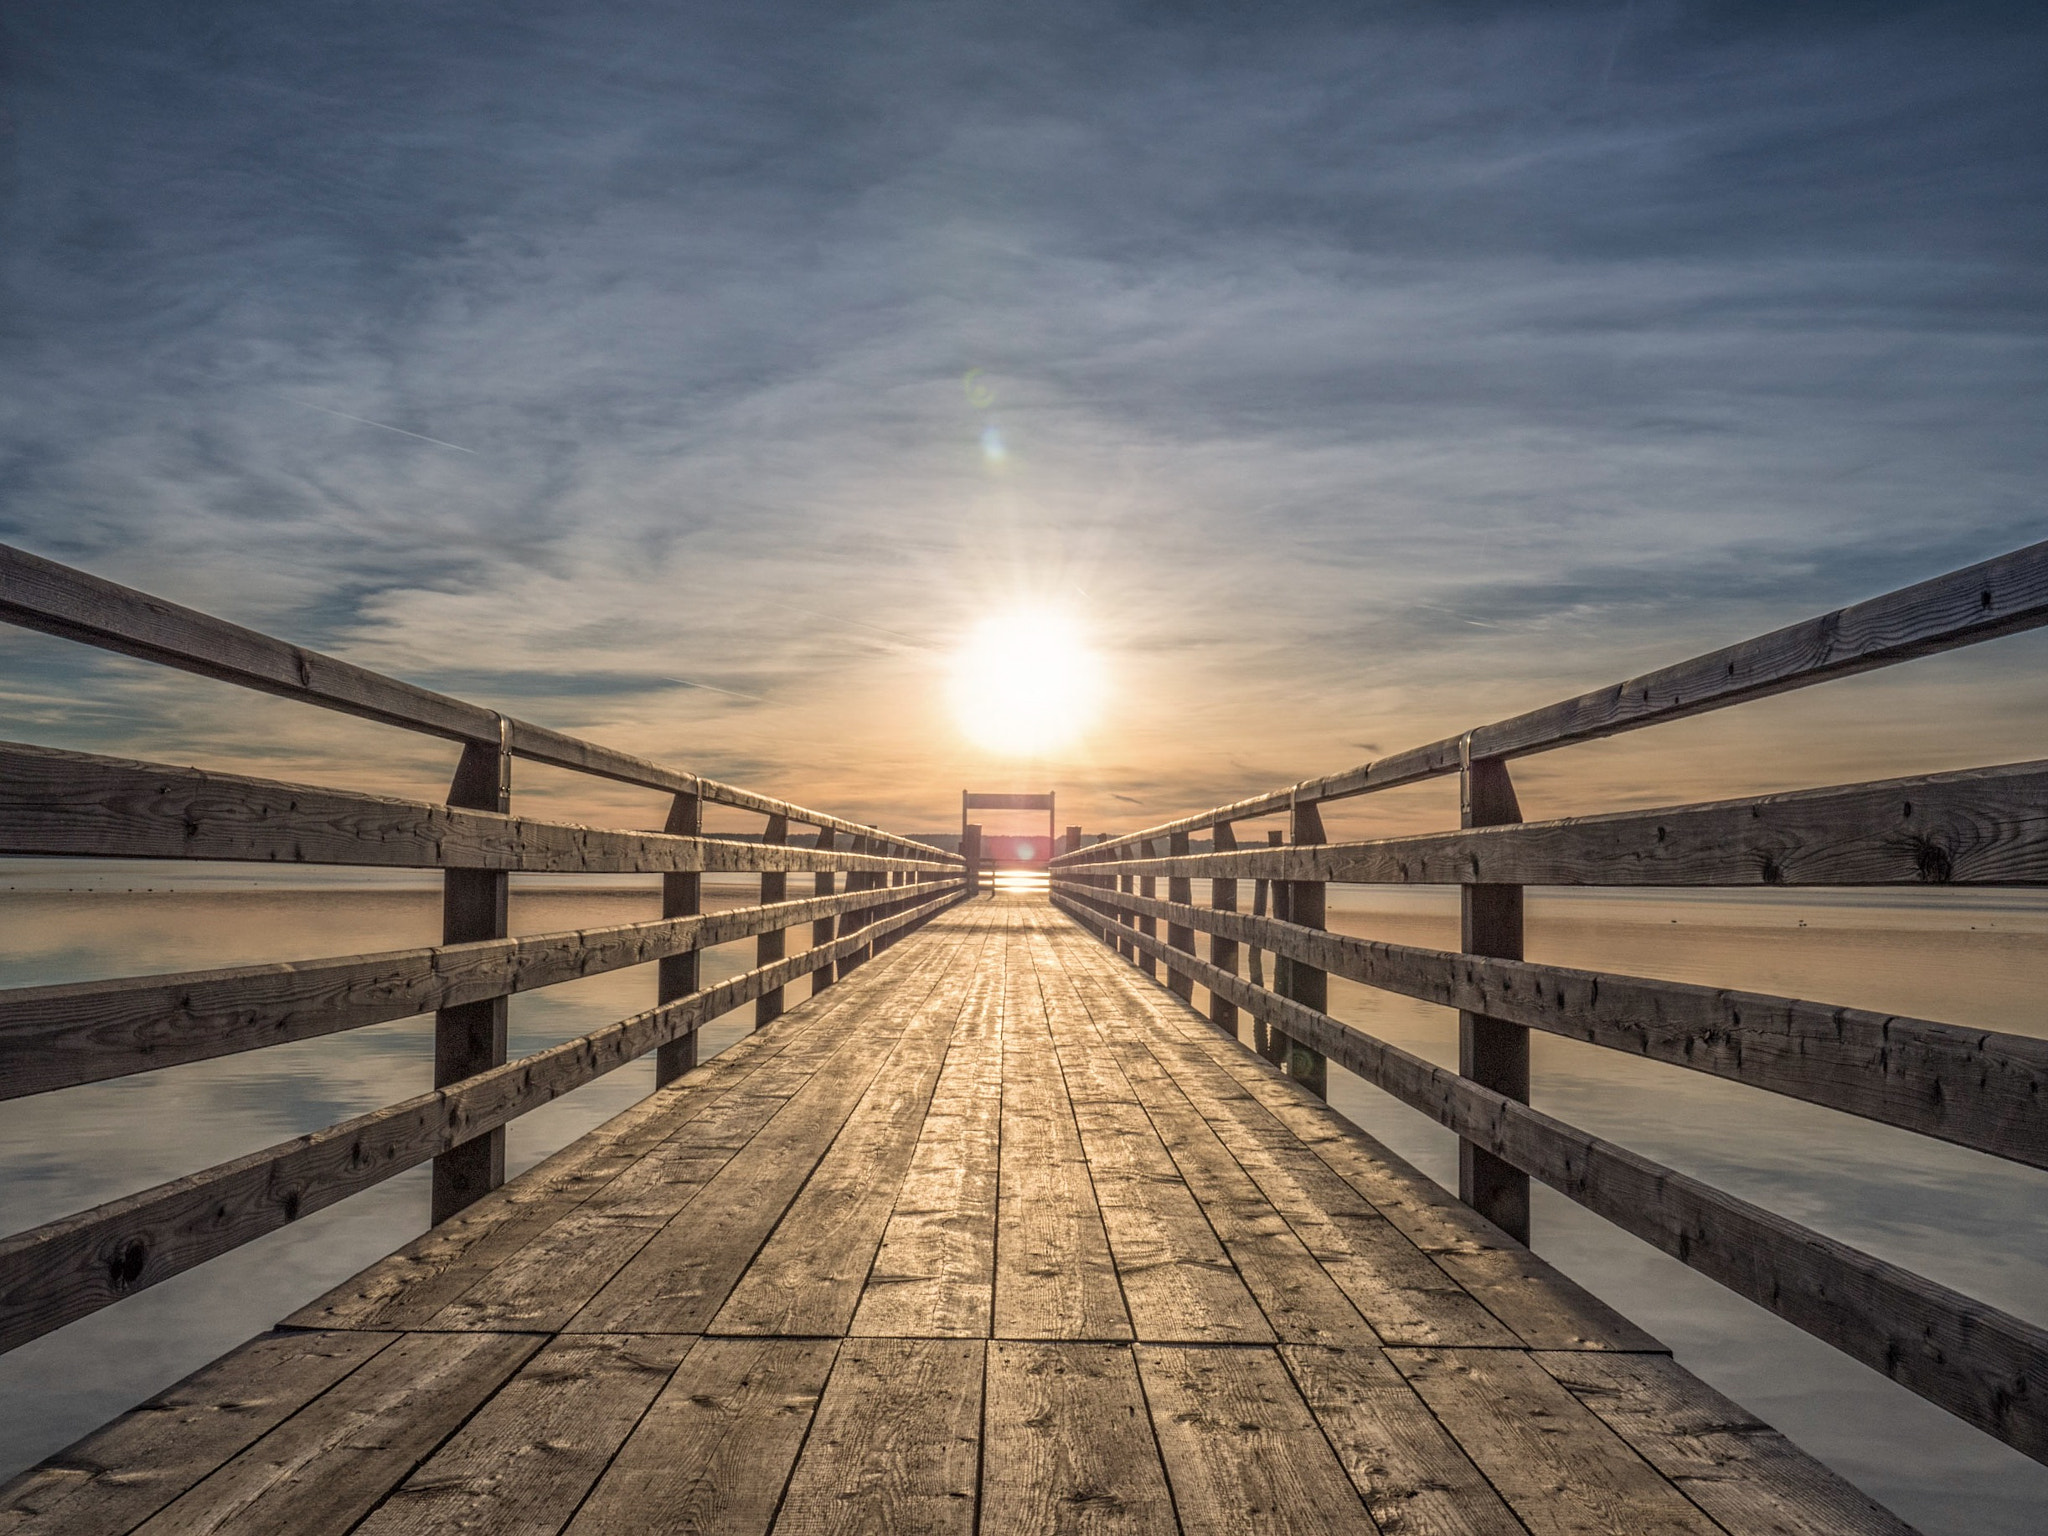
[{"left": 3, "top": 1, "right": 2046, "bottom": 841}]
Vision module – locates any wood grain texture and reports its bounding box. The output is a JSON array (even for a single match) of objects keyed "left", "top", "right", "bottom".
[
  {"left": 566, "top": 1337, "right": 837, "bottom": 1536},
  {"left": 992, "top": 923, "right": 1132, "bottom": 1341},
  {"left": 1136, "top": 1344, "right": 1377, "bottom": 1534},
  {"left": 849, "top": 935, "right": 1004, "bottom": 1338},
  {"left": 708, "top": 962, "right": 965, "bottom": 1335},
  {"left": 280, "top": 1012, "right": 823, "bottom": 1332},
  {"left": 0, "top": 1331, "right": 395, "bottom": 1536},
  {"left": 562, "top": 930, "right": 969, "bottom": 1334},
  {"left": 1073, "top": 904, "right": 1666, "bottom": 1350},
  {"left": 1069, "top": 894, "right": 2048, "bottom": 1465},
  {"left": 1055, "top": 537, "right": 2048, "bottom": 861},
  {"left": 1279, "top": 1343, "right": 1524, "bottom": 1536},
  {"left": 0, "top": 741, "right": 958, "bottom": 875},
  {"left": 0, "top": 891, "right": 961, "bottom": 1355},
  {"left": 1047, "top": 1018, "right": 1273, "bottom": 1342},
  {"left": 1084, "top": 976, "right": 1518, "bottom": 1348},
  {"left": 11, "top": 898, "right": 1933, "bottom": 1535},
  {"left": 1389, "top": 1347, "right": 1723, "bottom": 1536},
  {"left": 352, "top": 1333, "right": 692, "bottom": 1535},
  {"left": 981, "top": 1341, "right": 1177, "bottom": 1536},
  {"left": 131, "top": 1331, "right": 540, "bottom": 1536},
  {"left": 773, "top": 1337, "right": 984, "bottom": 1536},
  {"left": 1062, "top": 758, "right": 2048, "bottom": 888},
  {"left": 1058, "top": 882, "right": 2048, "bottom": 1169},
  {"left": 1536, "top": 1350, "right": 1919, "bottom": 1536}
]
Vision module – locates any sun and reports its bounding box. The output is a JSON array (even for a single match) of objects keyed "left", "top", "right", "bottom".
[{"left": 948, "top": 608, "right": 1105, "bottom": 757}]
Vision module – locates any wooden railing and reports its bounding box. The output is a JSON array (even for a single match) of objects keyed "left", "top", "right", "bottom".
[
  {"left": 0, "top": 544, "right": 964, "bottom": 1354},
  {"left": 1051, "top": 538, "right": 2048, "bottom": 1469}
]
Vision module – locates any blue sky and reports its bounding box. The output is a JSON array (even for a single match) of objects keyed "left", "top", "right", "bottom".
[{"left": 3, "top": 2, "right": 2045, "bottom": 835}]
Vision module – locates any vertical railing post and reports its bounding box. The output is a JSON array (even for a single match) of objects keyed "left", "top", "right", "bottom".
[
  {"left": 1249, "top": 828, "right": 1277, "bottom": 991},
  {"left": 1116, "top": 862, "right": 1134, "bottom": 959},
  {"left": 811, "top": 827, "right": 837, "bottom": 996},
  {"left": 432, "top": 720, "right": 511, "bottom": 1223},
  {"left": 1277, "top": 798, "right": 1328, "bottom": 1098},
  {"left": 1262, "top": 831, "right": 1291, "bottom": 1065},
  {"left": 654, "top": 786, "right": 703, "bottom": 1089},
  {"left": 1208, "top": 821, "right": 1239, "bottom": 1037},
  {"left": 1137, "top": 839, "right": 1159, "bottom": 980},
  {"left": 1165, "top": 831, "right": 1195, "bottom": 1000},
  {"left": 755, "top": 813, "right": 789, "bottom": 1028},
  {"left": 1459, "top": 736, "right": 1529, "bottom": 1243},
  {"left": 963, "top": 823, "right": 982, "bottom": 897},
  {"left": 837, "top": 833, "right": 873, "bottom": 981}
]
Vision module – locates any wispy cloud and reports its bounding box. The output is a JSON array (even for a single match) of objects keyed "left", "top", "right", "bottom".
[{"left": 2, "top": 2, "right": 2045, "bottom": 833}]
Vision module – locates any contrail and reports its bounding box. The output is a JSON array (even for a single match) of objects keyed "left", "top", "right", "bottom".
[
  {"left": 281, "top": 397, "right": 476, "bottom": 453},
  {"left": 663, "top": 676, "right": 765, "bottom": 702}
]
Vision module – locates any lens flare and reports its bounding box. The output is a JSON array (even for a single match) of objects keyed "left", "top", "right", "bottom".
[{"left": 948, "top": 609, "right": 1104, "bottom": 756}]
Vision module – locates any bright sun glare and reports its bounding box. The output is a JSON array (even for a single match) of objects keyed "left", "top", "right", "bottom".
[{"left": 948, "top": 608, "right": 1104, "bottom": 757}]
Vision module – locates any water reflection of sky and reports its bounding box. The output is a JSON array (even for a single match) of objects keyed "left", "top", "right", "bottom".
[{"left": 1, "top": 881, "right": 2044, "bottom": 1533}]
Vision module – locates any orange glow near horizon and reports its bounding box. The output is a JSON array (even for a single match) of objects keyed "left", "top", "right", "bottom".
[{"left": 947, "top": 607, "right": 1104, "bottom": 758}]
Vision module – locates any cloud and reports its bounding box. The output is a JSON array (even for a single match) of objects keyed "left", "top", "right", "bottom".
[{"left": 2, "top": 0, "right": 2045, "bottom": 833}]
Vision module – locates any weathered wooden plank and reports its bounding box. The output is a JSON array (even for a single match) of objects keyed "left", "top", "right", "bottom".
[
  {"left": 708, "top": 949, "right": 971, "bottom": 1335},
  {"left": 130, "top": 1331, "right": 541, "bottom": 1536},
  {"left": 1056, "top": 538, "right": 2048, "bottom": 861},
  {"left": 563, "top": 925, "right": 976, "bottom": 1334},
  {"left": 0, "top": 892, "right": 961, "bottom": 1355},
  {"left": 0, "top": 1331, "right": 396, "bottom": 1536},
  {"left": 416, "top": 1073, "right": 828, "bottom": 1332},
  {"left": 280, "top": 1007, "right": 833, "bottom": 1332},
  {"left": 980, "top": 1341, "right": 1177, "bottom": 1536},
  {"left": 1106, "top": 895, "right": 2048, "bottom": 1464},
  {"left": 1136, "top": 1344, "right": 1377, "bottom": 1534},
  {"left": 1388, "top": 1347, "right": 1723, "bottom": 1536},
  {"left": 1056, "top": 961, "right": 1381, "bottom": 1349},
  {"left": 1093, "top": 937, "right": 1658, "bottom": 1352},
  {"left": 1038, "top": 961, "right": 1272, "bottom": 1345},
  {"left": 1066, "top": 758, "right": 2048, "bottom": 888},
  {"left": 565, "top": 1337, "right": 837, "bottom": 1536},
  {"left": 848, "top": 931, "right": 1005, "bottom": 1338},
  {"left": 1279, "top": 1344, "right": 1524, "bottom": 1536},
  {"left": 1077, "top": 967, "right": 1520, "bottom": 1348},
  {"left": 0, "top": 741, "right": 959, "bottom": 875},
  {"left": 351, "top": 1333, "right": 692, "bottom": 1535},
  {"left": 1536, "top": 1350, "right": 1919, "bottom": 1536},
  {"left": 773, "top": 1337, "right": 984, "bottom": 1536},
  {"left": 1058, "top": 881, "right": 2048, "bottom": 1169},
  {"left": 993, "top": 937, "right": 1131, "bottom": 1342}
]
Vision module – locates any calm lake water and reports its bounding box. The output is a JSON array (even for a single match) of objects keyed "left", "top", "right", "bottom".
[{"left": 1, "top": 870, "right": 2044, "bottom": 1534}]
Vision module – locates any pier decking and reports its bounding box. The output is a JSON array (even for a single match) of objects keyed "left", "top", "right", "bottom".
[{"left": 4, "top": 898, "right": 1907, "bottom": 1535}]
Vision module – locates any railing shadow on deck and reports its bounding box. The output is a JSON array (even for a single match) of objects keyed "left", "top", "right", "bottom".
[
  {"left": 1050, "top": 538, "right": 2048, "bottom": 1472},
  {"left": 0, "top": 543, "right": 965, "bottom": 1354}
]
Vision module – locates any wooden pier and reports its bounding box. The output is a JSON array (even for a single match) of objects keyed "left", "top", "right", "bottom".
[
  {"left": 2, "top": 899, "right": 1911, "bottom": 1535},
  {"left": 2, "top": 541, "right": 2047, "bottom": 1532}
]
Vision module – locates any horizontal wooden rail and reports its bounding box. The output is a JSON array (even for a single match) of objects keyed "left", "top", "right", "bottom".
[
  {"left": 1059, "top": 539, "right": 2048, "bottom": 862},
  {"left": 1053, "top": 890, "right": 2048, "bottom": 1466},
  {"left": 1059, "top": 758, "right": 2048, "bottom": 888},
  {"left": 0, "top": 743, "right": 958, "bottom": 876},
  {"left": 0, "top": 543, "right": 951, "bottom": 861},
  {"left": 0, "top": 885, "right": 961, "bottom": 1356},
  {"left": 0, "top": 881, "right": 961, "bottom": 1100},
  {"left": 1055, "top": 878, "right": 2048, "bottom": 1168}
]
